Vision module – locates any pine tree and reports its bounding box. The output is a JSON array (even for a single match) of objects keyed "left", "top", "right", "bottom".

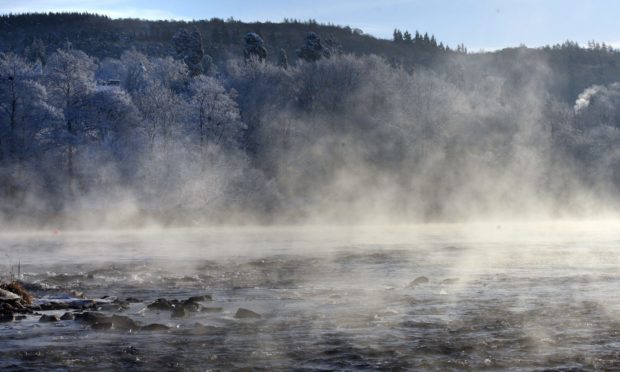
[
  {"left": 403, "top": 31, "right": 412, "bottom": 44},
  {"left": 393, "top": 29, "right": 403, "bottom": 43}
]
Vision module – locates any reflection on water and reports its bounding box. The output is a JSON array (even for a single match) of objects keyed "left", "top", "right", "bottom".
[{"left": 1, "top": 223, "right": 620, "bottom": 370}]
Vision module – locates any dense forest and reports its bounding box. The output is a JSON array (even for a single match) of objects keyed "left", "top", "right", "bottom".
[{"left": 2, "top": 13, "right": 620, "bottom": 227}]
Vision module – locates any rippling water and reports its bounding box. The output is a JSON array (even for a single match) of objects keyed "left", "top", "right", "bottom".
[{"left": 1, "top": 222, "right": 620, "bottom": 370}]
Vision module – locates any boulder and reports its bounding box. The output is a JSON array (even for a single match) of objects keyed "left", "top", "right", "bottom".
[
  {"left": 60, "top": 312, "right": 75, "bottom": 321},
  {"left": 74, "top": 312, "right": 107, "bottom": 325},
  {"left": 39, "top": 314, "right": 60, "bottom": 322}
]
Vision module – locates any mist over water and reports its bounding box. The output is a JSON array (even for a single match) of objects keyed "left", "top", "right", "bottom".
[{"left": 2, "top": 223, "right": 620, "bottom": 369}]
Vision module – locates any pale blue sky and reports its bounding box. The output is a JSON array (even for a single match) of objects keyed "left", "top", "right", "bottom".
[{"left": 1, "top": 0, "right": 619, "bottom": 50}]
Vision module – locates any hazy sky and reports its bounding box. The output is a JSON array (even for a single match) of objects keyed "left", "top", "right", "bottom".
[{"left": 1, "top": 0, "right": 619, "bottom": 50}]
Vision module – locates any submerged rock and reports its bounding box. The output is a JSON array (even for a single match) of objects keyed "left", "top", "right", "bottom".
[
  {"left": 39, "top": 314, "right": 60, "bottom": 322},
  {"left": 39, "top": 302, "right": 69, "bottom": 311},
  {"left": 141, "top": 323, "right": 170, "bottom": 331},
  {"left": 235, "top": 308, "right": 261, "bottom": 319},
  {"left": 186, "top": 323, "right": 225, "bottom": 335},
  {"left": 147, "top": 298, "right": 175, "bottom": 311},
  {"left": 202, "top": 307, "right": 223, "bottom": 313},
  {"left": 409, "top": 276, "right": 430, "bottom": 287},
  {"left": 91, "top": 321, "right": 113, "bottom": 331},
  {"left": 171, "top": 307, "right": 188, "bottom": 318},
  {"left": 122, "top": 346, "right": 139, "bottom": 355}
]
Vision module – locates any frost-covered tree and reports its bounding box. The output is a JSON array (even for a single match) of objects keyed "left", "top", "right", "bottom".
[
  {"left": 83, "top": 89, "right": 140, "bottom": 145},
  {"left": 133, "top": 81, "right": 184, "bottom": 154},
  {"left": 172, "top": 28, "right": 204, "bottom": 76},
  {"left": 119, "top": 49, "right": 150, "bottom": 93},
  {"left": 187, "top": 75, "right": 244, "bottom": 150},
  {"left": 277, "top": 48, "right": 289, "bottom": 69},
  {"left": 0, "top": 52, "right": 61, "bottom": 204},
  {"left": 44, "top": 48, "right": 96, "bottom": 188}
]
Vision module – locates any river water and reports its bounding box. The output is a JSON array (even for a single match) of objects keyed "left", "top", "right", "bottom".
[{"left": 1, "top": 222, "right": 619, "bottom": 370}]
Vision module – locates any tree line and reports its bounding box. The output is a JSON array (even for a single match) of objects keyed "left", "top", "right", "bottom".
[{"left": 2, "top": 15, "right": 620, "bottom": 226}]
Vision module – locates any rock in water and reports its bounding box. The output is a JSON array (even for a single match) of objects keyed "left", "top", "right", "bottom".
[
  {"left": 189, "top": 323, "right": 225, "bottom": 335},
  {"left": 74, "top": 312, "right": 107, "bottom": 325},
  {"left": 0, "top": 313, "right": 15, "bottom": 322},
  {"left": 60, "top": 312, "right": 75, "bottom": 321},
  {"left": 202, "top": 307, "right": 223, "bottom": 313},
  {"left": 409, "top": 276, "right": 430, "bottom": 287},
  {"left": 0, "top": 281, "right": 33, "bottom": 304},
  {"left": 110, "top": 315, "right": 140, "bottom": 331},
  {"left": 187, "top": 295, "right": 212, "bottom": 302},
  {"left": 141, "top": 323, "right": 169, "bottom": 331},
  {"left": 147, "top": 298, "right": 174, "bottom": 311},
  {"left": 235, "top": 308, "right": 261, "bottom": 319},
  {"left": 39, "top": 314, "right": 60, "bottom": 322},
  {"left": 181, "top": 300, "right": 201, "bottom": 312},
  {"left": 0, "top": 288, "right": 21, "bottom": 301}
]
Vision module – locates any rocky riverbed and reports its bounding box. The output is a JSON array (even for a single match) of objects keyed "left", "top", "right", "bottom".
[{"left": 1, "top": 224, "right": 620, "bottom": 370}]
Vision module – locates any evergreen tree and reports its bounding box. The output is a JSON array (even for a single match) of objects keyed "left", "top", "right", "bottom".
[
  {"left": 172, "top": 28, "right": 204, "bottom": 76},
  {"left": 393, "top": 29, "right": 403, "bottom": 43},
  {"left": 403, "top": 31, "right": 412, "bottom": 44},
  {"left": 243, "top": 32, "right": 267, "bottom": 62},
  {"left": 296, "top": 32, "right": 330, "bottom": 62}
]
